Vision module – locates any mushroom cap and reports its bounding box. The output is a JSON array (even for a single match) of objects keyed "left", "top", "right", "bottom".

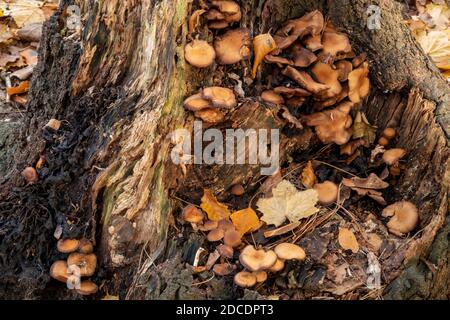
[
  {"left": 382, "top": 201, "right": 419, "bottom": 236},
  {"left": 335, "top": 60, "right": 353, "bottom": 82},
  {"left": 214, "top": 28, "right": 251, "bottom": 65},
  {"left": 378, "top": 136, "right": 389, "bottom": 146},
  {"left": 352, "top": 52, "right": 367, "bottom": 68},
  {"left": 234, "top": 271, "right": 257, "bottom": 288},
  {"left": 21, "top": 167, "right": 38, "bottom": 183},
  {"left": 273, "top": 86, "right": 311, "bottom": 98},
  {"left": 282, "top": 66, "right": 329, "bottom": 94},
  {"left": 57, "top": 239, "right": 80, "bottom": 253},
  {"left": 182, "top": 204, "right": 205, "bottom": 223},
  {"left": 218, "top": 219, "right": 235, "bottom": 231},
  {"left": 311, "top": 61, "right": 342, "bottom": 99},
  {"left": 78, "top": 238, "right": 94, "bottom": 254},
  {"left": 183, "top": 93, "right": 213, "bottom": 111},
  {"left": 213, "top": 263, "right": 236, "bottom": 276},
  {"left": 239, "top": 245, "right": 277, "bottom": 271},
  {"left": 279, "top": 10, "right": 324, "bottom": 38},
  {"left": 207, "top": 228, "right": 225, "bottom": 242},
  {"left": 261, "top": 90, "right": 285, "bottom": 105},
  {"left": 319, "top": 31, "right": 352, "bottom": 61},
  {"left": 67, "top": 253, "right": 97, "bottom": 277},
  {"left": 340, "top": 139, "right": 364, "bottom": 156},
  {"left": 231, "top": 184, "right": 245, "bottom": 196},
  {"left": 76, "top": 281, "right": 98, "bottom": 296},
  {"left": 212, "top": 0, "right": 240, "bottom": 14},
  {"left": 313, "top": 181, "right": 339, "bottom": 205},
  {"left": 202, "top": 87, "right": 237, "bottom": 109},
  {"left": 274, "top": 243, "right": 306, "bottom": 260},
  {"left": 289, "top": 43, "right": 317, "bottom": 68},
  {"left": 382, "top": 127, "right": 396, "bottom": 140},
  {"left": 194, "top": 108, "right": 225, "bottom": 124},
  {"left": 199, "top": 220, "right": 219, "bottom": 231},
  {"left": 50, "top": 260, "right": 70, "bottom": 283},
  {"left": 303, "top": 34, "right": 323, "bottom": 52},
  {"left": 208, "top": 20, "right": 229, "bottom": 29},
  {"left": 218, "top": 244, "right": 234, "bottom": 258},
  {"left": 264, "top": 54, "right": 293, "bottom": 66},
  {"left": 382, "top": 148, "right": 406, "bottom": 165},
  {"left": 185, "top": 40, "right": 216, "bottom": 68},
  {"left": 205, "top": 9, "right": 225, "bottom": 20},
  {"left": 224, "top": 229, "right": 242, "bottom": 248},
  {"left": 286, "top": 96, "right": 306, "bottom": 108},
  {"left": 268, "top": 259, "right": 285, "bottom": 273},
  {"left": 253, "top": 271, "right": 268, "bottom": 282},
  {"left": 348, "top": 61, "right": 370, "bottom": 103}
]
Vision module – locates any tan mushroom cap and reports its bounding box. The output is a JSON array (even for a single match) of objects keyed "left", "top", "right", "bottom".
[
  {"left": 57, "top": 239, "right": 80, "bottom": 253},
  {"left": 21, "top": 167, "right": 38, "bottom": 183},
  {"left": 183, "top": 93, "right": 213, "bottom": 111},
  {"left": 303, "top": 34, "right": 323, "bottom": 52},
  {"left": 311, "top": 62, "right": 342, "bottom": 99},
  {"left": 282, "top": 66, "right": 329, "bottom": 94},
  {"left": 214, "top": 28, "right": 251, "bottom": 65},
  {"left": 335, "top": 60, "right": 353, "bottom": 82},
  {"left": 382, "top": 127, "right": 396, "bottom": 140},
  {"left": 253, "top": 271, "right": 268, "bottom": 282},
  {"left": 76, "top": 281, "right": 98, "bottom": 296},
  {"left": 290, "top": 43, "right": 317, "bottom": 67},
  {"left": 205, "top": 9, "right": 225, "bottom": 20},
  {"left": 50, "top": 260, "right": 70, "bottom": 283},
  {"left": 213, "top": 263, "right": 235, "bottom": 276},
  {"left": 231, "top": 184, "right": 245, "bottom": 196},
  {"left": 313, "top": 181, "right": 339, "bottom": 205},
  {"left": 378, "top": 136, "right": 389, "bottom": 146},
  {"left": 286, "top": 96, "right": 306, "bottom": 108},
  {"left": 264, "top": 54, "right": 293, "bottom": 66},
  {"left": 185, "top": 40, "right": 216, "bottom": 68},
  {"left": 218, "top": 219, "right": 235, "bottom": 231},
  {"left": 202, "top": 87, "right": 237, "bottom": 109},
  {"left": 279, "top": 10, "right": 324, "bottom": 38},
  {"left": 208, "top": 20, "right": 229, "bottom": 29},
  {"left": 67, "top": 253, "right": 97, "bottom": 277},
  {"left": 268, "top": 259, "right": 285, "bottom": 273},
  {"left": 224, "top": 229, "right": 242, "bottom": 248},
  {"left": 199, "top": 220, "right": 219, "bottom": 231},
  {"left": 194, "top": 108, "right": 225, "bottom": 124},
  {"left": 348, "top": 61, "right": 370, "bottom": 103},
  {"left": 352, "top": 52, "right": 367, "bottom": 68},
  {"left": 218, "top": 244, "right": 234, "bottom": 258},
  {"left": 212, "top": 0, "right": 240, "bottom": 14},
  {"left": 239, "top": 245, "right": 277, "bottom": 271},
  {"left": 274, "top": 243, "right": 306, "bottom": 260},
  {"left": 207, "top": 228, "right": 225, "bottom": 242},
  {"left": 261, "top": 90, "right": 285, "bottom": 105},
  {"left": 234, "top": 271, "right": 257, "bottom": 288},
  {"left": 319, "top": 31, "right": 352, "bottom": 60},
  {"left": 382, "top": 201, "right": 419, "bottom": 236},
  {"left": 340, "top": 139, "right": 364, "bottom": 156},
  {"left": 182, "top": 204, "right": 205, "bottom": 223},
  {"left": 382, "top": 148, "right": 406, "bottom": 165},
  {"left": 78, "top": 238, "right": 94, "bottom": 254}
]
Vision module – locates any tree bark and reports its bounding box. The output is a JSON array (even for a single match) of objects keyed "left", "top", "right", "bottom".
[{"left": 0, "top": 0, "right": 448, "bottom": 299}]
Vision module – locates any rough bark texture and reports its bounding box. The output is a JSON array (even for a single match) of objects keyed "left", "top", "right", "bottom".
[{"left": 0, "top": 0, "right": 448, "bottom": 299}]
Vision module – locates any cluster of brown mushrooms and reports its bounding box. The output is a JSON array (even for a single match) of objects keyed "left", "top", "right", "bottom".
[{"left": 50, "top": 238, "right": 98, "bottom": 295}]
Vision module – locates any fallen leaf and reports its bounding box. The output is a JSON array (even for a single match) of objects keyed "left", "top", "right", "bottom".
[
  {"left": 0, "top": 0, "right": 48, "bottom": 28},
  {"left": 301, "top": 161, "right": 316, "bottom": 188},
  {"left": 256, "top": 180, "right": 319, "bottom": 227},
  {"left": 342, "top": 173, "right": 389, "bottom": 190},
  {"left": 417, "top": 30, "right": 450, "bottom": 70},
  {"left": 200, "top": 189, "right": 231, "bottom": 221},
  {"left": 281, "top": 107, "right": 303, "bottom": 129},
  {"left": 338, "top": 227, "right": 359, "bottom": 253},
  {"left": 252, "top": 33, "right": 277, "bottom": 78},
  {"left": 0, "top": 52, "right": 19, "bottom": 67},
  {"left": 20, "top": 48, "right": 38, "bottom": 66},
  {"left": 16, "top": 22, "right": 42, "bottom": 42},
  {"left": 230, "top": 208, "right": 261, "bottom": 235},
  {"left": 259, "top": 170, "right": 282, "bottom": 197},
  {"left": 102, "top": 294, "right": 119, "bottom": 300},
  {"left": 352, "top": 111, "right": 377, "bottom": 146},
  {"left": 7, "top": 80, "right": 29, "bottom": 96}
]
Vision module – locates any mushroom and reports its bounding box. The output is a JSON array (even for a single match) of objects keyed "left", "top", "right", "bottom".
[
  {"left": 234, "top": 271, "right": 257, "bottom": 288},
  {"left": 45, "top": 119, "right": 61, "bottom": 131},
  {"left": 182, "top": 205, "right": 205, "bottom": 223},
  {"left": 303, "top": 34, "right": 323, "bottom": 52},
  {"left": 212, "top": 0, "right": 240, "bottom": 15},
  {"left": 274, "top": 243, "right": 306, "bottom": 260},
  {"left": 264, "top": 55, "right": 293, "bottom": 66},
  {"left": 261, "top": 90, "right": 285, "bottom": 105},
  {"left": 208, "top": 20, "right": 229, "bottom": 29},
  {"left": 352, "top": 52, "right": 367, "bottom": 68},
  {"left": 67, "top": 253, "right": 97, "bottom": 277},
  {"left": 382, "top": 201, "right": 419, "bottom": 236},
  {"left": 214, "top": 28, "right": 251, "bottom": 65},
  {"left": 268, "top": 259, "right": 285, "bottom": 273},
  {"left": 184, "top": 40, "right": 216, "bottom": 68},
  {"left": 289, "top": 43, "right": 317, "bottom": 67},
  {"left": 231, "top": 184, "right": 245, "bottom": 196},
  {"left": 21, "top": 167, "right": 38, "bottom": 183},
  {"left": 218, "top": 244, "right": 234, "bottom": 258},
  {"left": 319, "top": 31, "right": 352, "bottom": 62},
  {"left": 382, "top": 148, "right": 406, "bottom": 165},
  {"left": 273, "top": 34, "right": 299, "bottom": 50},
  {"left": 378, "top": 136, "right": 389, "bottom": 146},
  {"left": 253, "top": 271, "right": 268, "bottom": 282},
  {"left": 50, "top": 260, "right": 70, "bottom": 283},
  {"left": 202, "top": 87, "right": 237, "bottom": 109},
  {"left": 207, "top": 228, "right": 225, "bottom": 242},
  {"left": 224, "top": 229, "right": 242, "bottom": 248},
  {"left": 348, "top": 61, "right": 370, "bottom": 103},
  {"left": 286, "top": 97, "right": 306, "bottom": 108},
  {"left": 335, "top": 60, "right": 353, "bottom": 81},
  {"left": 304, "top": 100, "right": 354, "bottom": 145},
  {"left": 183, "top": 93, "right": 213, "bottom": 111},
  {"left": 382, "top": 127, "right": 396, "bottom": 140},
  {"left": 313, "top": 181, "right": 338, "bottom": 205},
  {"left": 282, "top": 66, "right": 329, "bottom": 94},
  {"left": 218, "top": 219, "right": 235, "bottom": 231},
  {"left": 239, "top": 245, "right": 277, "bottom": 271},
  {"left": 205, "top": 9, "right": 225, "bottom": 20},
  {"left": 273, "top": 86, "right": 311, "bottom": 98},
  {"left": 199, "top": 220, "right": 219, "bottom": 231},
  {"left": 311, "top": 62, "right": 342, "bottom": 99},
  {"left": 340, "top": 139, "right": 364, "bottom": 156},
  {"left": 76, "top": 281, "right": 98, "bottom": 296},
  {"left": 213, "top": 263, "right": 236, "bottom": 276},
  {"left": 279, "top": 10, "right": 324, "bottom": 39},
  {"left": 194, "top": 108, "right": 225, "bottom": 124},
  {"left": 78, "top": 238, "right": 94, "bottom": 254},
  {"left": 57, "top": 239, "right": 80, "bottom": 253}
]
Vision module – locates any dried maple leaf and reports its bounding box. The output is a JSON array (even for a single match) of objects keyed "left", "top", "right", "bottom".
[
  {"left": 200, "top": 189, "right": 231, "bottom": 221},
  {"left": 256, "top": 180, "right": 319, "bottom": 227},
  {"left": 230, "top": 208, "right": 261, "bottom": 235},
  {"left": 352, "top": 111, "right": 377, "bottom": 146},
  {"left": 301, "top": 161, "right": 316, "bottom": 188},
  {"left": 338, "top": 227, "right": 359, "bottom": 253}
]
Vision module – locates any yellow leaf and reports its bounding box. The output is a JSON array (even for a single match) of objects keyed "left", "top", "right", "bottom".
[
  {"left": 256, "top": 180, "right": 319, "bottom": 227},
  {"left": 200, "top": 189, "right": 231, "bottom": 221},
  {"left": 417, "top": 30, "right": 450, "bottom": 70},
  {"left": 352, "top": 111, "right": 377, "bottom": 146},
  {"left": 230, "top": 208, "right": 261, "bottom": 235},
  {"left": 338, "top": 227, "right": 359, "bottom": 253},
  {"left": 102, "top": 294, "right": 119, "bottom": 300},
  {"left": 301, "top": 161, "right": 316, "bottom": 188},
  {"left": 251, "top": 33, "right": 277, "bottom": 78}
]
